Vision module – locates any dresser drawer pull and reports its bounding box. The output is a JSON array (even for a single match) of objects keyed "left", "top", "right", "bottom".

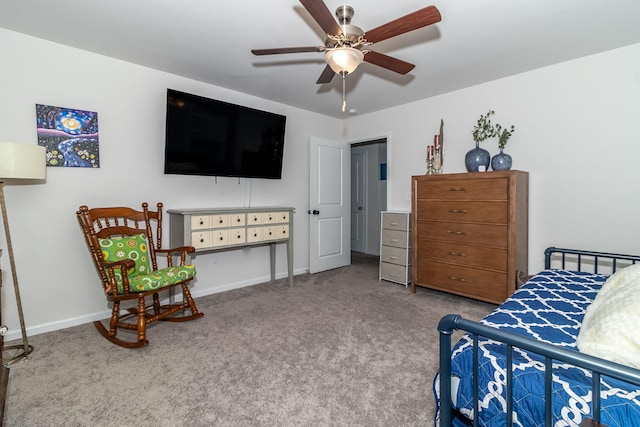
[
  {"left": 448, "top": 209, "right": 468, "bottom": 214},
  {"left": 447, "top": 187, "right": 466, "bottom": 192},
  {"left": 447, "top": 230, "right": 468, "bottom": 235},
  {"left": 448, "top": 251, "right": 467, "bottom": 257},
  {"left": 448, "top": 275, "right": 467, "bottom": 282},
  {"left": 390, "top": 239, "right": 399, "bottom": 243},
  {"left": 390, "top": 222, "right": 400, "bottom": 226}
]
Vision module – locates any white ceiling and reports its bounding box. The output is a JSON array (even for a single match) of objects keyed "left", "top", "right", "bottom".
[{"left": 1, "top": 0, "right": 639, "bottom": 119}]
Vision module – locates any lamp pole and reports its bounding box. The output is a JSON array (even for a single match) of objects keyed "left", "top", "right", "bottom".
[{"left": 0, "top": 182, "right": 33, "bottom": 365}]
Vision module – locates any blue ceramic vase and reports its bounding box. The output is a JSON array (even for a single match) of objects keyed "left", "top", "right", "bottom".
[
  {"left": 491, "top": 149, "right": 512, "bottom": 171},
  {"left": 465, "top": 142, "right": 490, "bottom": 172}
]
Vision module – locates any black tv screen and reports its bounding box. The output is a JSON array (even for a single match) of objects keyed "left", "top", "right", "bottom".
[{"left": 164, "top": 89, "right": 286, "bottom": 179}]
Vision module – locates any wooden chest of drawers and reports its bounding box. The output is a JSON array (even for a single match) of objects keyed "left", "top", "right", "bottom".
[
  {"left": 379, "top": 211, "right": 411, "bottom": 286},
  {"left": 411, "top": 171, "right": 528, "bottom": 304}
]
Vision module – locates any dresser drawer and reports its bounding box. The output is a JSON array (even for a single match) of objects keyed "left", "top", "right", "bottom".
[
  {"left": 382, "top": 213, "right": 410, "bottom": 231},
  {"left": 415, "top": 177, "right": 508, "bottom": 200},
  {"left": 228, "top": 228, "right": 246, "bottom": 245},
  {"left": 381, "top": 245, "right": 409, "bottom": 266},
  {"left": 190, "top": 215, "right": 210, "bottom": 230},
  {"left": 416, "top": 200, "right": 507, "bottom": 224},
  {"left": 415, "top": 259, "right": 508, "bottom": 303},
  {"left": 191, "top": 231, "right": 211, "bottom": 249},
  {"left": 228, "top": 213, "right": 246, "bottom": 227},
  {"left": 276, "top": 224, "right": 289, "bottom": 240},
  {"left": 210, "top": 229, "right": 229, "bottom": 247},
  {"left": 381, "top": 229, "right": 408, "bottom": 249},
  {"left": 419, "top": 240, "right": 507, "bottom": 271},
  {"left": 416, "top": 220, "right": 507, "bottom": 247},
  {"left": 246, "top": 226, "right": 263, "bottom": 243},
  {"left": 380, "top": 262, "right": 409, "bottom": 284}
]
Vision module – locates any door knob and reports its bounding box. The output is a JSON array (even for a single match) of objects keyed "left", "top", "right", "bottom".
[{"left": 308, "top": 209, "right": 320, "bottom": 215}]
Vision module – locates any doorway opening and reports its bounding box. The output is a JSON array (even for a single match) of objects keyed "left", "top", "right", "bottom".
[{"left": 350, "top": 137, "right": 387, "bottom": 262}]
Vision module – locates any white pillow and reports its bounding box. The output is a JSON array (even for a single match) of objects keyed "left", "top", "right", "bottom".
[{"left": 576, "top": 263, "right": 640, "bottom": 368}]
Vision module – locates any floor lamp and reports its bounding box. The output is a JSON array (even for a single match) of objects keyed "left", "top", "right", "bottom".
[{"left": 0, "top": 142, "right": 46, "bottom": 365}]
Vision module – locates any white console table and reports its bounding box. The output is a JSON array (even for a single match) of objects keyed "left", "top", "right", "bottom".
[{"left": 168, "top": 207, "right": 295, "bottom": 286}]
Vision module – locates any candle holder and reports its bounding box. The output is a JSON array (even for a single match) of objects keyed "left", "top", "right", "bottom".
[{"left": 426, "top": 157, "right": 434, "bottom": 175}]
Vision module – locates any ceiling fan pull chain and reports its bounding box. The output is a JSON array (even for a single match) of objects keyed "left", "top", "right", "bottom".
[{"left": 341, "top": 72, "right": 347, "bottom": 112}]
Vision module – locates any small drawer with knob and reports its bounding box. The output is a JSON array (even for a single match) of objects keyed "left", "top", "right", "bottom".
[
  {"left": 210, "top": 230, "right": 230, "bottom": 247},
  {"left": 246, "top": 227, "right": 263, "bottom": 243},
  {"left": 210, "top": 214, "right": 230, "bottom": 229},
  {"left": 190, "top": 215, "right": 211, "bottom": 230},
  {"left": 191, "top": 231, "right": 211, "bottom": 249},
  {"left": 276, "top": 224, "right": 289, "bottom": 240}
]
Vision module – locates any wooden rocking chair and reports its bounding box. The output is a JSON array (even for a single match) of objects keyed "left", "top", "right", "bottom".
[{"left": 76, "top": 202, "right": 203, "bottom": 348}]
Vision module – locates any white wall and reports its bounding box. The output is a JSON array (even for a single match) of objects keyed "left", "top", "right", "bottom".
[
  {"left": 346, "top": 43, "right": 640, "bottom": 272},
  {"left": 0, "top": 28, "right": 343, "bottom": 340},
  {"left": 2, "top": 27, "right": 640, "bottom": 341}
]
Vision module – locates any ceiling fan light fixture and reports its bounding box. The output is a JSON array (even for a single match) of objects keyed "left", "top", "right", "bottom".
[{"left": 325, "top": 47, "right": 364, "bottom": 74}]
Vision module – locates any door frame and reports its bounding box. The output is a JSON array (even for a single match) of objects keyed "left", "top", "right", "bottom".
[{"left": 348, "top": 132, "right": 390, "bottom": 255}]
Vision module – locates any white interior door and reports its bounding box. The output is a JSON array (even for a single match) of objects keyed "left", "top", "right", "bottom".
[
  {"left": 350, "top": 147, "right": 366, "bottom": 253},
  {"left": 309, "top": 136, "right": 350, "bottom": 273}
]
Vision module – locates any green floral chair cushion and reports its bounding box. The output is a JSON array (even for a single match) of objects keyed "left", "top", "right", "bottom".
[
  {"left": 99, "top": 233, "right": 151, "bottom": 280},
  {"left": 126, "top": 265, "right": 196, "bottom": 294},
  {"left": 99, "top": 234, "right": 196, "bottom": 294}
]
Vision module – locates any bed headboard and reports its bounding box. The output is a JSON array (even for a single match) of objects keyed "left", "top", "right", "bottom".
[{"left": 544, "top": 247, "right": 640, "bottom": 274}]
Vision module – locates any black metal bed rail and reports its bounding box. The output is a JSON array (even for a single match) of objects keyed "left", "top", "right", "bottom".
[
  {"left": 544, "top": 247, "right": 640, "bottom": 273},
  {"left": 438, "top": 314, "right": 640, "bottom": 427}
]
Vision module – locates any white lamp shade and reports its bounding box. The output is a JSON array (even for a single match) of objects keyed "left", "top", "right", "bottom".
[
  {"left": 0, "top": 142, "right": 47, "bottom": 182},
  {"left": 325, "top": 47, "right": 364, "bottom": 74}
]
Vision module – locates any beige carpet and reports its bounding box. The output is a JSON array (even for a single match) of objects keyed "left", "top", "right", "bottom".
[{"left": 3, "top": 254, "right": 494, "bottom": 426}]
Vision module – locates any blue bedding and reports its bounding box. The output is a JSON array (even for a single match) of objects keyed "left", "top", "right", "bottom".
[{"left": 435, "top": 269, "right": 640, "bottom": 426}]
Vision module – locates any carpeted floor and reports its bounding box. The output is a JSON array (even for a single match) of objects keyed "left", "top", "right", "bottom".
[{"left": 3, "top": 253, "right": 495, "bottom": 426}]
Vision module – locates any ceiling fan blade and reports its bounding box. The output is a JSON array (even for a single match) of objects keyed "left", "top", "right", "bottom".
[
  {"left": 316, "top": 64, "right": 335, "bottom": 84},
  {"left": 252, "top": 46, "right": 324, "bottom": 55},
  {"left": 363, "top": 51, "right": 415, "bottom": 75},
  {"left": 299, "top": 0, "right": 342, "bottom": 36},
  {"left": 364, "top": 5, "right": 441, "bottom": 43}
]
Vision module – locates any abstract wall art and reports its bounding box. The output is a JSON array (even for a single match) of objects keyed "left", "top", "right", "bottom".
[{"left": 35, "top": 104, "right": 100, "bottom": 168}]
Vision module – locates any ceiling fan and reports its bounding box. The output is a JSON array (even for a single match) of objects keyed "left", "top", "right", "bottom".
[{"left": 251, "top": 0, "right": 441, "bottom": 111}]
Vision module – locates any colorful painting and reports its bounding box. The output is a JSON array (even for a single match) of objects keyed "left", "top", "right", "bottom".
[{"left": 36, "top": 104, "right": 99, "bottom": 168}]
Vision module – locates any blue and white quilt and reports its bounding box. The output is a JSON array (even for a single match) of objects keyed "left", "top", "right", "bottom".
[{"left": 435, "top": 269, "right": 640, "bottom": 427}]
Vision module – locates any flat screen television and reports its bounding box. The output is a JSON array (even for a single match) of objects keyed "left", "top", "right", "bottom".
[{"left": 164, "top": 89, "right": 286, "bottom": 179}]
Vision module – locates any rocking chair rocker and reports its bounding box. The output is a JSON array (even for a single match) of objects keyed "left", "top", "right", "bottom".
[{"left": 77, "top": 202, "right": 203, "bottom": 348}]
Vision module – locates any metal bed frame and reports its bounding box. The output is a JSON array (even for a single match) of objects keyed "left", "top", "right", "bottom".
[{"left": 437, "top": 247, "right": 640, "bottom": 427}]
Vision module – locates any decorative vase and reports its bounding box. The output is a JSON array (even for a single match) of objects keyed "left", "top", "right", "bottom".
[
  {"left": 465, "top": 142, "right": 490, "bottom": 172},
  {"left": 491, "top": 148, "right": 512, "bottom": 171}
]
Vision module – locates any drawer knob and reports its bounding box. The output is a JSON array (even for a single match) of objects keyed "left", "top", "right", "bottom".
[
  {"left": 447, "top": 230, "right": 468, "bottom": 235},
  {"left": 447, "top": 187, "right": 466, "bottom": 192},
  {"left": 448, "top": 251, "right": 467, "bottom": 257},
  {"left": 448, "top": 275, "right": 467, "bottom": 282},
  {"left": 449, "top": 209, "right": 468, "bottom": 214}
]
